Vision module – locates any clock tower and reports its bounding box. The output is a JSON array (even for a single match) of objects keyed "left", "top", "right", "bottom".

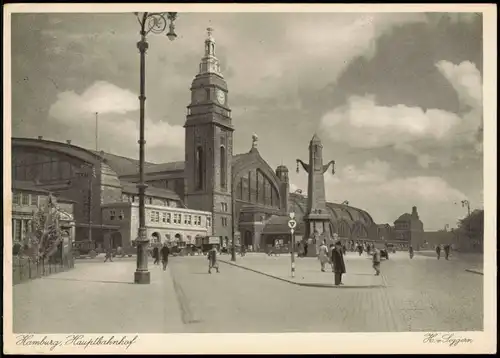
[{"left": 185, "top": 28, "right": 234, "bottom": 246}]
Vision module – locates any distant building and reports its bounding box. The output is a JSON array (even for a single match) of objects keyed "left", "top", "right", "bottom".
[
  {"left": 422, "top": 230, "right": 455, "bottom": 249},
  {"left": 393, "top": 206, "right": 424, "bottom": 249}
]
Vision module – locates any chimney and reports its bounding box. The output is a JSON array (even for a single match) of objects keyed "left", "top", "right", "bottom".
[
  {"left": 38, "top": 136, "right": 43, "bottom": 140},
  {"left": 66, "top": 140, "right": 72, "bottom": 145},
  {"left": 412, "top": 206, "right": 418, "bottom": 218}
]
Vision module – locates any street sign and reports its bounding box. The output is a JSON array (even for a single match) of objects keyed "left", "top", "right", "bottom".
[
  {"left": 208, "top": 236, "right": 220, "bottom": 245},
  {"left": 288, "top": 219, "right": 297, "bottom": 229}
]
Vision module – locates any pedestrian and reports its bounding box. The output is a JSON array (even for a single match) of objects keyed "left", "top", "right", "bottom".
[
  {"left": 436, "top": 245, "right": 441, "bottom": 260},
  {"left": 304, "top": 241, "right": 309, "bottom": 257},
  {"left": 153, "top": 245, "right": 160, "bottom": 265},
  {"left": 318, "top": 241, "right": 329, "bottom": 272},
  {"left": 367, "top": 243, "right": 372, "bottom": 255},
  {"left": 117, "top": 245, "right": 123, "bottom": 258},
  {"left": 275, "top": 240, "right": 280, "bottom": 256},
  {"left": 104, "top": 247, "right": 113, "bottom": 262},
  {"left": 331, "top": 241, "right": 346, "bottom": 286},
  {"left": 160, "top": 243, "right": 170, "bottom": 271},
  {"left": 342, "top": 243, "right": 347, "bottom": 255},
  {"left": 240, "top": 244, "right": 246, "bottom": 257},
  {"left": 297, "top": 242, "right": 302, "bottom": 258},
  {"left": 372, "top": 248, "right": 381, "bottom": 276},
  {"left": 328, "top": 244, "right": 335, "bottom": 271},
  {"left": 409, "top": 245, "right": 414, "bottom": 259},
  {"left": 208, "top": 244, "right": 220, "bottom": 274},
  {"left": 357, "top": 243, "right": 363, "bottom": 256},
  {"left": 444, "top": 244, "right": 450, "bottom": 260}
]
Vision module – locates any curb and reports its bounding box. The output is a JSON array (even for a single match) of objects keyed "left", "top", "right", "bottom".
[
  {"left": 465, "top": 269, "right": 484, "bottom": 276},
  {"left": 219, "top": 259, "right": 386, "bottom": 289}
]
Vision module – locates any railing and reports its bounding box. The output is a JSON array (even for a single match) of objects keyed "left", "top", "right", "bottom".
[{"left": 12, "top": 255, "right": 74, "bottom": 285}]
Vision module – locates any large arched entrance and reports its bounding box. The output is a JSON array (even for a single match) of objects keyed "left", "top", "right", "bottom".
[
  {"left": 175, "top": 233, "right": 185, "bottom": 249},
  {"left": 111, "top": 232, "right": 122, "bottom": 249},
  {"left": 151, "top": 232, "right": 161, "bottom": 245},
  {"left": 244, "top": 230, "right": 252, "bottom": 248}
]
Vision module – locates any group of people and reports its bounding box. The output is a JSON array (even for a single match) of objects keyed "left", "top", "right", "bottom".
[
  {"left": 436, "top": 244, "right": 451, "bottom": 260},
  {"left": 153, "top": 242, "right": 220, "bottom": 274},
  {"left": 317, "top": 241, "right": 346, "bottom": 285},
  {"left": 152, "top": 243, "right": 171, "bottom": 270},
  {"left": 318, "top": 240, "right": 386, "bottom": 285}
]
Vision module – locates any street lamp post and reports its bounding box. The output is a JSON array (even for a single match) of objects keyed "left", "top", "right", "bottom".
[{"left": 133, "top": 12, "right": 178, "bottom": 284}]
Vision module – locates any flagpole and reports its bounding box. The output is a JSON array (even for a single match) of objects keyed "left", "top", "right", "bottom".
[{"left": 95, "top": 112, "right": 99, "bottom": 152}]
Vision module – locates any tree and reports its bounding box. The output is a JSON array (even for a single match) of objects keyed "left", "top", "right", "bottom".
[
  {"left": 27, "top": 195, "right": 63, "bottom": 261},
  {"left": 457, "top": 209, "right": 484, "bottom": 245}
]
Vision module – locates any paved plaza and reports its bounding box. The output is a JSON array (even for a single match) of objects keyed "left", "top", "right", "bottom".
[{"left": 13, "top": 252, "right": 483, "bottom": 333}]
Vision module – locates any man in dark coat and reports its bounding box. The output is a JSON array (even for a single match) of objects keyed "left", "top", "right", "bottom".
[
  {"left": 436, "top": 245, "right": 441, "bottom": 260},
  {"left": 153, "top": 245, "right": 160, "bottom": 265},
  {"left": 160, "top": 243, "right": 170, "bottom": 271},
  {"left": 331, "top": 241, "right": 346, "bottom": 286},
  {"left": 444, "top": 244, "right": 450, "bottom": 260},
  {"left": 208, "top": 245, "right": 220, "bottom": 274}
]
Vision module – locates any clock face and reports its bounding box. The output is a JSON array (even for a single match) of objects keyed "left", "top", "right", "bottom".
[{"left": 216, "top": 90, "right": 226, "bottom": 105}]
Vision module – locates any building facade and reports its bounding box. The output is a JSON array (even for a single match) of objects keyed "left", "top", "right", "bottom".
[
  {"left": 393, "top": 206, "right": 424, "bottom": 249},
  {"left": 101, "top": 202, "right": 212, "bottom": 249},
  {"left": 11, "top": 29, "right": 433, "bottom": 253},
  {"left": 12, "top": 180, "right": 76, "bottom": 246}
]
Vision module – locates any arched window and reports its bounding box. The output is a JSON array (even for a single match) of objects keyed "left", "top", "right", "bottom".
[
  {"left": 220, "top": 146, "right": 226, "bottom": 190},
  {"left": 196, "top": 146, "right": 203, "bottom": 190},
  {"left": 236, "top": 178, "right": 243, "bottom": 200}
]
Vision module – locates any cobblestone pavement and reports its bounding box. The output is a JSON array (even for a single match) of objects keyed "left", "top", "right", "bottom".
[
  {"left": 169, "top": 253, "right": 483, "bottom": 333},
  {"left": 218, "top": 252, "right": 407, "bottom": 287},
  {"left": 13, "top": 259, "right": 184, "bottom": 333},
  {"left": 12, "top": 253, "right": 483, "bottom": 333}
]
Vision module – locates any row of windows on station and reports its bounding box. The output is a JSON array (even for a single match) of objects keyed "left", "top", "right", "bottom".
[
  {"left": 235, "top": 170, "right": 280, "bottom": 208},
  {"left": 12, "top": 192, "right": 40, "bottom": 207},
  {"left": 148, "top": 210, "right": 210, "bottom": 227},
  {"left": 13, "top": 156, "right": 79, "bottom": 182},
  {"left": 121, "top": 194, "right": 180, "bottom": 208}
]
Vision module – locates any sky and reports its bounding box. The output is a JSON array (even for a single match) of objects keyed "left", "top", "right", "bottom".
[{"left": 10, "top": 11, "right": 484, "bottom": 230}]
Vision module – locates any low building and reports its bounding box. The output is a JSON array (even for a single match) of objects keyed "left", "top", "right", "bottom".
[
  {"left": 101, "top": 201, "right": 213, "bottom": 250},
  {"left": 393, "top": 206, "right": 424, "bottom": 249},
  {"left": 12, "top": 180, "right": 76, "bottom": 246}
]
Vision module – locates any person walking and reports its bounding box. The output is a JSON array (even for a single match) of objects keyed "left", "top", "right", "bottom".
[
  {"left": 444, "top": 244, "right": 450, "bottom": 260},
  {"left": 104, "top": 247, "right": 113, "bottom": 262},
  {"left": 160, "top": 243, "right": 170, "bottom": 271},
  {"left": 372, "top": 248, "right": 381, "bottom": 276},
  {"left": 436, "top": 245, "right": 442, "bottom": 260},
  {"left": 240, "top": 244, "right": 246, "bottom": 257},
  {"left": 331, "top": 241, "right": 346, "bottom": 286},
  {"left": 409, "top": 245, "right": 414, "bottom": 259},
  {"left": 328, "top": 244, "right": 335, "bottom": 271},
  {"left": 153, "top": 245, "right": 160, "bottom": 265},
  {"left": 366, "top": 243, "right": 372, "bottom": 256},
  {"left": 304, "top": 241, "right": 309, "bottom": 257},
  {"left": 208, "top": 245, "right": 220, "bottom": 274},
  {"left": 318, "top": 241, "right": 329, "bottom": 272},
  {"left": 357, "top": 243, "right": 363, "bottom": 256}
]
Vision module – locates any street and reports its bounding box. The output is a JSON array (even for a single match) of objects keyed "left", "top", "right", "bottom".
[{"left": 12, "top": 252, "right": 483, "bottom": 333}]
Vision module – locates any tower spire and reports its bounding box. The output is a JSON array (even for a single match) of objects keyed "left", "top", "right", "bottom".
[{"left": 199, "top": 27, "right": 222, "bottom": 76}]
